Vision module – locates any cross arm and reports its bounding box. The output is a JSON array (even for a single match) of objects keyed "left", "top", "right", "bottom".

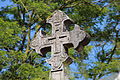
[
  {"left": 30, "top": 30, "right": 53, "bottom": 56},
  {"left": 69, "top": 24, "right": 90, "bottom": 52}
]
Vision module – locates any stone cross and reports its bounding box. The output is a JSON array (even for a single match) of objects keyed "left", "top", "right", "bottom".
[{"left": 30, "top": 10, "right": 90, "bottom": 80}]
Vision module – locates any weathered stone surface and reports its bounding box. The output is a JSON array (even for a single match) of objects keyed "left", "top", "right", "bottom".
[{"left": 30, "top": 10, "right": 90, "bottom": 80}]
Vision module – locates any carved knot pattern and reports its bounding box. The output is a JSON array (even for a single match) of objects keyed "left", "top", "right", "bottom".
[{"left": 46, "top": 52, "right": 68, "bottom": 71}]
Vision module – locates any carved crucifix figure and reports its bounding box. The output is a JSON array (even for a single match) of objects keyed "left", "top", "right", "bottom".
[{"left": 30, "top": 10, "right": 90, "bottom": 80}]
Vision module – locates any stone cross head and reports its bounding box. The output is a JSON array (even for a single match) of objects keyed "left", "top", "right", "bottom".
[{"left": 30, "top": 10, "right": 90, "bottom": 71}]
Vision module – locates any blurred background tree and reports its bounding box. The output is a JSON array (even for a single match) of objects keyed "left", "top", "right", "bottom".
[{"left": 0, "top": 0, "right": 120, "bottom": 80}]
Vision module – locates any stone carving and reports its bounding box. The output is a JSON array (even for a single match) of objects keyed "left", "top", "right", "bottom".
[
  {"left": 30, "top": 10, "right": 90, "bottom": 80},
  {"left": 46, "top": 52, "right": 68, "bottom": 71}
]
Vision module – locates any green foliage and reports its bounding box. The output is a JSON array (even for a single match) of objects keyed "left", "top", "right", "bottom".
[
  {"left": 17, "top": 63, "right": 49, "bottom": 80},
  {"left": 0, "top": 50, "right": 49, "bottom": 80},
  {"left": 69, "top": 46, "right": 93, "bottom": 62},
  {"left": 0, "top": 18, "right": 21, "bottom": 49}
]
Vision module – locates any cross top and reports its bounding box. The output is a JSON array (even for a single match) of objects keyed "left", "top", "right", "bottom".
[{"left": 47, "top": 10, "right": 73, "bottom": 35}]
